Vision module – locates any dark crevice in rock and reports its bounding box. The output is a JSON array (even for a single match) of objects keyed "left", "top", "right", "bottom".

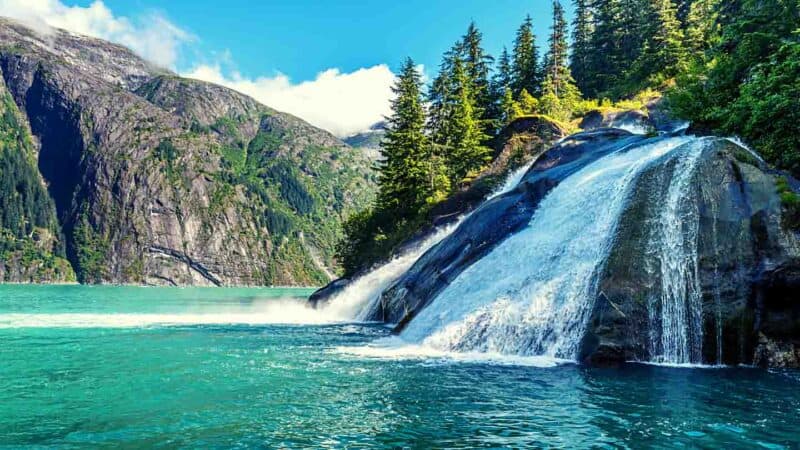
[
  {"left": 147, "top": 245, "right": 222, "bottom": 286},
  {"left": 22, "top": 67, "right": 87, "bottom": 276}
]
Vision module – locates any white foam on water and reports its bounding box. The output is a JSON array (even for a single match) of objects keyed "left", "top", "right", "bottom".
[
  {"left": 614, "top": 121, "right": 651, "bottom": 135},
  {"left": 631, "top": 360, "right": 729, "bottom": 370},
  {"left": 318, "top": 219, "right": 467, "bottom": 322},
  {"left": 333, "top": 336, "right": 567, "bottom": 368},
  {"left": 646, "top": 139, "right": 709, "bottom": 364},
  {"left": 0, "top": 299, "right": 339, "bottom": 328}
]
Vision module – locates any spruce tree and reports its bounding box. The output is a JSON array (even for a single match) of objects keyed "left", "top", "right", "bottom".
[
  {"left": 683, "top": 0, "right": 720, "bottom": 54},
  {"left": 494, "top": 47, "right": 513, "bottom": 92},
  {"left": 446, "top": 58, "right": 492, "bottom": 186},
  {"left": 377, "top": 58, "right": 436, "bottom": 218},
  {"left": 543, "top": 0, "right": 571, "bottom": 97},
  {"left": 459, "top": 22, "right": 497, "bottom": 136},
  {"left": 570, "top": 0, "right": 595, "bottom": 94},
  {"left": 427, "top": 45, "right": 459, "bottom": 152},
  {"left": 586, "top": 0, "right": 624, "bottom": 96},
  {"left": 512, "top": 16, "right": 541, "bottom": 97},
  {"left": 631, "top": 0, "right": 688, "bottom": 86}
]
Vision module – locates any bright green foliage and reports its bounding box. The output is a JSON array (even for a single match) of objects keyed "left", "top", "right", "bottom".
[
  {"left": 669, "top": 0, "right": 800, "bottom": 177},
  {"left": 0, "top": 91, "right": 72, "bottom": 282},
  {"left": 512, "top": 16, "right": 542, "bottom": 97},
  {"left": 683, "top": 0, "right": 721, "bottom": 53},
  {"left": 500, "top": 87, "right": 522, "bottom": 125},
  {"left": 628, "top": 0, "right": 688, "bottom": 89},
  {"left": 517, "top": 89, "right": 540, "bottom": 116},
  {"left": 570, "top": 0, "right": 595, "bottom": 95},
  {"left": 378, "top": 58, "right": 439, "bottom": 217}
]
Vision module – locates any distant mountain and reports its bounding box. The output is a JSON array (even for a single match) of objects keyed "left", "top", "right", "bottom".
[
  {"left": 0, "top": 17, "right": 376, "bottom": 286},
  {"left": 343, "top": 122, "right": 385, "bottom": 161}
]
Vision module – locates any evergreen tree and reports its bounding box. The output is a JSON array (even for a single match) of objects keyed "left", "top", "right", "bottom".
[
  {"left": 427, "top": 45, "right": 459, "bottom": 152},
  {"left": 445, "top": 58, "right": 492, "bottom": 186},
  {"left": 460, "top": 22, "right": 496, "bottom": 133},
  {"left": 586, "top": 0, "right": 624, "bottom": 96},
  {"left": 543, "top": 0, "right": 572, "bottom": 97},
  {"left": 499, "top": 87, "right": 521, "bottom": 126},
  {"left": 377, "top": 58, "right": 438, "bottom": 218},
  {"left": 493, "top": 47, "right": 513, "bottom": 92},
  {"left": 683, "top": 0, "right": 720, "bottom": 54},
  {"left": 631, "top": 0, "right": 688, "bottom": 86},
  {"left": 570, "top": 0, "right": 595, "bottom": 94},
  {"left": 512, "top": 16, "right": 541, "bottom": 97},
  {"left": 490, "top": 47, "right": 513, "bottom": 129}
]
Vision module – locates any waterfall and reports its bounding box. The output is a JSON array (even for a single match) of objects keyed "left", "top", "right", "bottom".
[
  {"left": 646, "top": 140, "right": 707, "bottom": 364},
  {"left": 399, "top": 136, "right": 697, "bottom": 359},
  {"left": 319, "top": 220, "right": 466, "bottom": 321},
  {"left": 319, "top": 160, "right": 540, "bottom": 321}
]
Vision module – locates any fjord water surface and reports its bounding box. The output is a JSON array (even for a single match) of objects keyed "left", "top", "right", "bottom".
[{"left": 2, "top": 286, "right": 799, "bottom": 448}]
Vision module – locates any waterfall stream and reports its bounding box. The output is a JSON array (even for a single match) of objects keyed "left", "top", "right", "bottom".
[{"left": 399, "top": 136, "right": 701, "bottom": 359}]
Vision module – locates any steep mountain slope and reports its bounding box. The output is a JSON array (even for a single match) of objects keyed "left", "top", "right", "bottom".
[{"left": 0, "top": 17, "right": 376, "bottom": 286}]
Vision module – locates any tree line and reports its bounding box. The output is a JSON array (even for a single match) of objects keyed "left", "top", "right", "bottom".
[{"left": 339, "top": 0, "right": 800, "bottom": 274}]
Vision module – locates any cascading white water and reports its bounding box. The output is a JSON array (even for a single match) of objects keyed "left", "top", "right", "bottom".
[
  {"left": 646, "top": 139, "right": 707, "bottom": 364},
  {"left": 486, "top": 160, "right": 536, "bottom": 200},
  {"left": 319, "top": 221, "right": 465, "bottom": 321},
  {"left": 320, "top": 160, "right": 539, "bottom": 321},
  {"left": 399, "top": 137, "right": 697, "bottom": 359}
]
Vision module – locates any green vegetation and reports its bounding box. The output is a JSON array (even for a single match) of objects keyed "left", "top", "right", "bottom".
[
  {"left": 339, "top": 0, "right": 800, "bottom": 274},
  {"left": 0, "top": 90, "right": 73, "bottom": 282},
  {"left": 669, "top": 0, "right": 800, "bottom": 177},
  {"left": 776, "top": 177, "right": 800, "bottom": 230},
  {"left": 71, "top": 207, "right": 110, "bottom": 283}
]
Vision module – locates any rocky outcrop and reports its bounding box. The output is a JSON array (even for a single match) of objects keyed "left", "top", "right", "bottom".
[
  {"left": 310, "top": 115, "right": 568, "bottom": 307},
  {"left": 583, "top": 139, "right": 800, "bottom": 366},
  {"left": 0, "top": 17, "right": 376, "bottom": 286},
  {"left": 365, "top": 129, "right": 646, "bottom": 324},
  {"left": 579, "top": 108, "right": 652, "bottom": 132},
  {"left": 351, "top": 124, "right": 800, "bottom": 368}
]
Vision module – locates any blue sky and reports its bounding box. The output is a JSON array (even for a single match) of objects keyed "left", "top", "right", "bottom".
[
  {"left": 3, "top": 0, "right": 573, "bottom": 135},
  {"left": 95, "top": 0, "right": 573, "bottom": 80}
]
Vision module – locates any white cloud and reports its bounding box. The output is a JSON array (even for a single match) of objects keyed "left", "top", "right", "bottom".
[
  {"left": 183, "top": 63, "right": 396, "bottom": 137},
  {"left": 1, "top": 0, "right": 396, "bottom": 136},
  {"left": 0, "top": 0, "right": 192, "bottom": 68}
]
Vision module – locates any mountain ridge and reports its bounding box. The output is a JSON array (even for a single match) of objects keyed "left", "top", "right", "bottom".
[{"left": 0, "top": 16, "right": 376, "bottom": 286}]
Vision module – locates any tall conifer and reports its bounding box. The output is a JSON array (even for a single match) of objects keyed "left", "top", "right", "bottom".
[{"left": 512, "top": 16, "right": 541, "bottom": 97}]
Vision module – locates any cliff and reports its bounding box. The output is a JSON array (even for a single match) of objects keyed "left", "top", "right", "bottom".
[{"left": 0, "top": 17, "right": 376, "bottom": 286}]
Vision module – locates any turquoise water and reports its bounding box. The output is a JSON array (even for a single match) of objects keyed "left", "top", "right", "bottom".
[{"left": 1, "top": 286, "right": 799, "bottom": 448}]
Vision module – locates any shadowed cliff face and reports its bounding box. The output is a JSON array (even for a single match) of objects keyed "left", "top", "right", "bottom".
[{"left": 0, "top": 17, "right": 376, "bottom": 286}]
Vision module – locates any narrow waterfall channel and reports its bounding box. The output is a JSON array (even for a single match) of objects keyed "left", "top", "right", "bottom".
[
  {"left": 398, "top": 136, "right": 707, "bottom": 361},
  {"left": 646, "top": 140, "right": 707, "bottom": 364}
]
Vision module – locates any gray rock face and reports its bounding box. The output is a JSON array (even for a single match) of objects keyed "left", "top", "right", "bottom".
[
  {"left": 0, "top": 17, "right": 375, "bottom": 286},
  {"left": 585, "top": 138, "right": 800, "bottom": 366}
]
